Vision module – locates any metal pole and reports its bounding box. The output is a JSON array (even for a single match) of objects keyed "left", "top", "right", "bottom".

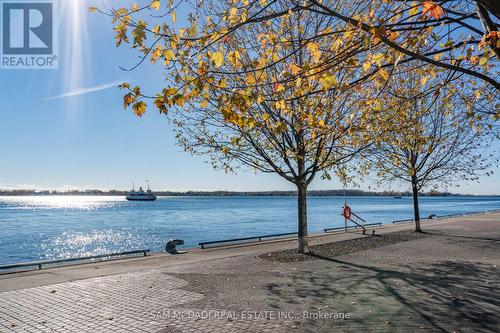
[{"left": 344, "top": 201, "right": 348, "bottom": 232}]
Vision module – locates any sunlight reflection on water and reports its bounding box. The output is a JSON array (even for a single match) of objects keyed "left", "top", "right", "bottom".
[
  {"left": 0, "top": 196, "right": 124, "bottom": 210},
  {"left": 39, "top": 229, "right": 150, "bottom": 260}
]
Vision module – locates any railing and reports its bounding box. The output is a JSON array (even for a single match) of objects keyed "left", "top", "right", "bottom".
[
  {"left": 200, "top": 221, "right": 385, "bottom": 248},
  {"left": 458, "top": 209, "right": 500, "bottom": 216},
  {"left": 392, "top": 219, "right": 414, "bottom": 224},
  {"left": 324, "top": 222, "right": 382, "bottom": 233},
  {"left": 391, "top": 208, "right": 500, "bottom": 224},
  {"left": 436, "top": 213, "right": 463, "bottom": 219},
  {"left": 0, "top": 249, "right": 150, "bottom": 272},
  {"left": 199, "top": 232, "right": 296, "bottom": 249}
]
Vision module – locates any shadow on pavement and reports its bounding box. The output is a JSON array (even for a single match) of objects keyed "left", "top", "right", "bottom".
[{"left": 265, "top": 251, "right": 500, "bottom": 332}]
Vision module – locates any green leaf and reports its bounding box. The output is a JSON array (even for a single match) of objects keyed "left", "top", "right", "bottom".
[{"left": 132, "top": 20, "right": 147, "bottom": 46}]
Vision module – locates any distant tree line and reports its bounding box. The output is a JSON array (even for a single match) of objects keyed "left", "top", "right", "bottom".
[{"left": 0, "top": 189, "right": 485, "bottom": 197}]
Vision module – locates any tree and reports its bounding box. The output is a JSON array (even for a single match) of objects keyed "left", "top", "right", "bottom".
[
  {"left": 173, "top": 72, "right": 374, "bottom": 253},
  {"left": 370, "top": 67, "right": 497, "bottom": 232},
  {"left": 96, "top": 1, "right": 390, "bottom": 253}
]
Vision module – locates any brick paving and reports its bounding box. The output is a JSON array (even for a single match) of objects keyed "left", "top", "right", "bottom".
[{"left": 0, "top": 213, "right": 499, "bottom": 332}]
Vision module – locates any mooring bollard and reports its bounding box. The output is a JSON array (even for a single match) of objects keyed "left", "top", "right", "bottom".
[{"left": 165, "top": 239, "right": 187, "bottom": 254}]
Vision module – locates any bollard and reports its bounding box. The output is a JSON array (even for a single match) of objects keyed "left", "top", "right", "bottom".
[{"left": 165, "top": 239, "right": 187, "bottom": 254}]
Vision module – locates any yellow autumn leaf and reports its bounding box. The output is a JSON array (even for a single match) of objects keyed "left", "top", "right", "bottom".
[
  {"left": 319, "top": 75, "right": 338, "bottom": 90},
  {"left": 88, "top": 6, "right": 97, "bottom": 13},
  {"left": 171, "top": 11, "right": 176, "bottom": 23},
  {"left": 175, "top": 96, "right": 185, "bottom": 107},
  {"left": 246, "top": 74, "right": 256, "bottom": 85},
  {"left": 362, "top": 61, "right": 371, "bottom": 72},
  {"left": 210, "top": 51, "right": 224, "bottom": 68},
  {"left": 371, "top": 53, "right": 384, "bottom": 66},
  {"left": 123, "top": 93, "right": 134, "bottom": 109},
  {"left": 150, "top": 0, "right": 160, "bottom": 11},
  {"left": 420, "top": 76, "right": 428, "bottom": 86},
  {"left": 289, "top": 63, "right": 301, "bottom": 75},
  {"left": 228, "top": 7, "right": 238, "bottom": 22},
  {"left": 218, "top": 80, "right": 228, "bottom": 88},
  {"left": 479, "top": 56, "right": 488, "bottom": 66},
  {"left": 152, "top": 45, "right": 164, "bottom": 64},
  {"left": 228, "top": 50, "right": 241, "bottom": 67},
  {"left": 165, "top": 49, "right": 176, "bottom": 59},
  {"left": 163, "top": 49, "right": 175, "bottom": 65},
  {"left": 330, "top": 38, "right": 342, "bottom": 52},
  {"left": 408, "top": 2, "right": 419, "bottom": 15},
  {"left": 133, "top": 101, "right": 147, "bottom": 117},
  {"left": 307, "top": 42, "right": 321, "bottom": 63},
  {"left": 200, "top": 100, "right": 208, "bottom": 109},
  {"left": 275, "top": 99, "right": 286, "bottom": 110},
  {"left": 151, "top": 25, "right": 161, "bottom": 35},
  {"left": 379, "top": 69, "right": 389, "bottom": 81},
  {"left": 151, "top": 45, "right": 163, "bottom": 64}
]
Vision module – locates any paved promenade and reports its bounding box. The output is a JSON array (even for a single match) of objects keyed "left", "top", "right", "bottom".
[{"left": 0, "top": 213, "right": 499, "bottom": 332}]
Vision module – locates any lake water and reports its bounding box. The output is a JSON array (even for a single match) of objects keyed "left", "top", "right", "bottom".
[{"left": 0, "top": 195, "right": 499, "bottom": 265}]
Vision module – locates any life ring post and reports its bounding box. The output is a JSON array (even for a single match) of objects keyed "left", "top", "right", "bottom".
[{"left": 343, "top": 205, "right": 352, "bottom": 220}]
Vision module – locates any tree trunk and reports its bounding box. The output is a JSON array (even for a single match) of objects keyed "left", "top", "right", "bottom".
[
  {"left": 478, "top": 0, "right": 500, "bottom": 21},
  {"left": 411, "top": 179, "right": 422, "bottom": 233},
  {"left": 476, "top": 1, "right": 500, "bottom": 58},
  {"left": 297, "top": 180, "right": 309, "bottom": 253}
]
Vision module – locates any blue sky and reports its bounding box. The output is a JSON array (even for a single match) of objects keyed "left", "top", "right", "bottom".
[{"left": 0, "top": 0, "right": 498, "bottom": 194}]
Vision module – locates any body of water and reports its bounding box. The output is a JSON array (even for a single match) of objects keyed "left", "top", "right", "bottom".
[{"left": 0, "top": 195, "right": 499, "bottom": 265}]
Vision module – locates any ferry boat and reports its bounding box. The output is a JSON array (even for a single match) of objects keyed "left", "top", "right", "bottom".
[{"left": 126, "top": 182, "right": 157, "bottom": 201}]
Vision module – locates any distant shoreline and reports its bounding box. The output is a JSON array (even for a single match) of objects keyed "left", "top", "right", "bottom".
[{"left": 0, "top": 189, "right": 497, "bottom": 197}]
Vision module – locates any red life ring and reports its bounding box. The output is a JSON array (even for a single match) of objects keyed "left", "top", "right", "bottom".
[{"left": 343, "top": 205, "right": 352, "bottom": 219}]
